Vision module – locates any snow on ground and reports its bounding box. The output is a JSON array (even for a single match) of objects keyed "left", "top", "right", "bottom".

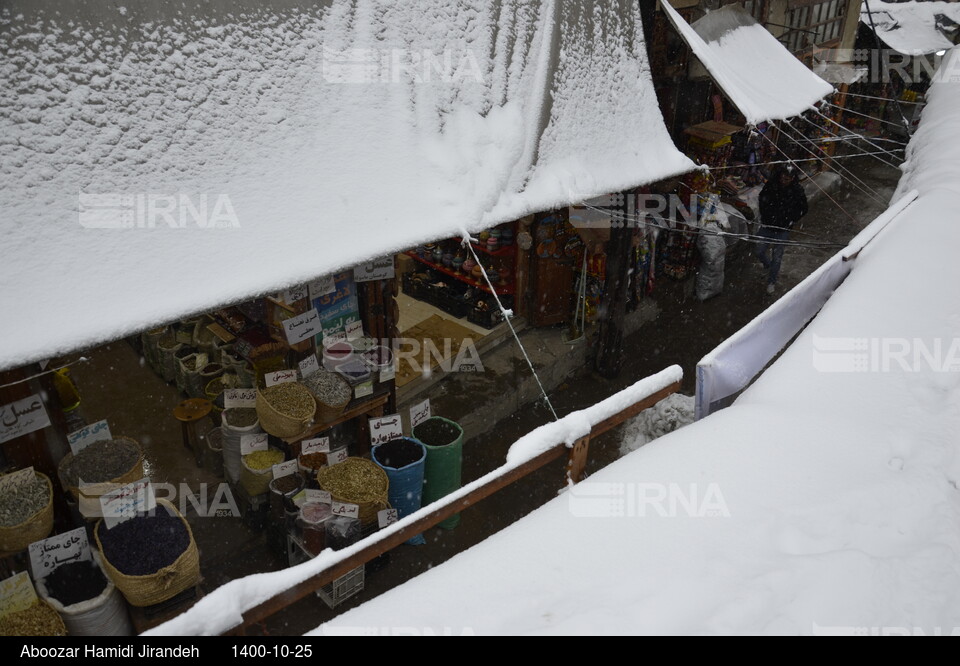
[
  {"left": 312, "top": 54, "right": 960, "bottom": 636},
  {"left": 618, "top": 393, "right": 695, "bottom": 457},
  {"left": 862, "top": 0, "right": 960, "bottom": 56},
  {"left": 0, "top": 0, "right": 692, "bottom": 371}
]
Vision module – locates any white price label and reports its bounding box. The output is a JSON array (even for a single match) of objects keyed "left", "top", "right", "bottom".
[
  {"left": 0, "top": 572, "right": 38, "bottom": 621},
  {"left": 305, "top": 489, "right": 332, "bottom": 505},
  {"left": 298, "top": 355, "right": 320, "bottom": 378},
  {"left": 66, "top": 419, "right": 112, "bottom": 455},
  {"left": 327, "top": 448, "right": 348, "bottom": 466},
  {"left": 283, "top": 309, "right": 323, "bottom": 345},
  {"left": 292, "top": 490, "right": 307, "bottom": 508},
  {"left": 410, "top": 399, "right": 432, "bottom": 429},
  {"left": 264, "top": 369, "right": 297, "bottom": 387},
  {"left": 377, "top": 508, "right": 399, "bottom": 529},
  {"left": 224, "top": 389, "right": 256, "bottom": 409},
  {"left": 28, "top": 527, "right": 91, "bottom": 578},
  {"left": 354, "top": 257, "right": 396, "bottom": 282},
  {"left": 272, "top": 459, "right": 298, "bottom": 479},
  {"left": 369, "top": 414, "right": 403, "bottom": 447},
  {"left": 284, "top": 285, "right": 308, "bottom": 305},
  {"left": 309, "top": 275, "right": 336, "bottom": 299},
  {"left": 354, "top": 382, "right": 374, "bottom": 399},
  {"left": 331, "top": 501, "right": 360, "bottom": 519},
  {"left": 301, "top": 437, "right": 330, "bottom": 455},
  {"left": 379, "top": 364, "right": 396, "bottom": 382},
  {"left": 345, "top": 320, "right": 363, "bottom": 340},
  {"left": 0, "top": 395, "right": 51, "bottom": 446},
  {"left": 241, "top": 433, "right": 269, "bottom": 455},
  {"left": 100, "top": 479, "right": 156, "bottom": 530},
  {"left": 0, "top": 467, "right": 34, "bottom": 494}
]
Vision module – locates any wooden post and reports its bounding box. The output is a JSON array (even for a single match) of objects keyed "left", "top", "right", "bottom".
[{"left": 565, "top": 436, "right": 591, "bottom": 485}]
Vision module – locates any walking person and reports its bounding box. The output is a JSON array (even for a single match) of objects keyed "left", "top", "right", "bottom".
[{"left": 756, "top": 165, "right": 808, "bottom": 294}]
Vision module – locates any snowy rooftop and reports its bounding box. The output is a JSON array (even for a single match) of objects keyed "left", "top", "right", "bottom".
[
  {"left": 0, "top": 0, "right": 693, "bottom": 371},
  {"left": 662, "top": 3, "right": 834, "bottom": 125},
  {"left": 861, "top": 0, "right": 960, "bottom": 56},
  {"left": 306, "top": 52, "right": 960, "bottom": 635}
]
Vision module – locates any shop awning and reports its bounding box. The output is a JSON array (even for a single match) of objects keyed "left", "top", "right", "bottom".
[
  {"left": 661, "top": 2, "right": 835, "bottom": 125},
  {"left": 0, "top": 0, "right": 694, "bottom": 372},
  {"left": 861, "top": 0, "right": 960, "bottom": 56}
]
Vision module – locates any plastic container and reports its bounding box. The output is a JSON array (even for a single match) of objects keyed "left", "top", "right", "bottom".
[
  {"left": 322, "top": 342, "right": 354, "bottom": 371},
  {"left": 298, "top": 502, "right": 332, "bottom": 556},
  {"left": 412, "top": 416, "right": 465, "bottom": 529},
  {"left": 371, "top": 437, "right": 427, "bottom": 545}
]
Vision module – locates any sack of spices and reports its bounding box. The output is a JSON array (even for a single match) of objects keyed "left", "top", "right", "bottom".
[
  {"left": 0, "top": 470, "right": 54, "bottom": 552},
  {"left": 221, "top": 408, "right": 261, "bottom": 485},
  {"left": 316, "top": 458, "right": 389, "bottom": 526},
  {"left": 36, "top": 552, "right": 133, "bottom": 636},
  {"left": 57, "top": 437, "right": 144, "bottom": 520},
  {"left": 157, "top": 332, "right": 182, "bottom": 383},
  {"left": 239, "top": 448, "right": 285, "bottom": 497},
  {"left": 94, "top": 499, "right": 200, "bottom": 607},
  {"left": 0, "top": 599, "right": 66, "bottom": 636},
  {"left": 256, "top": 382, "right": 316, "bottom": 438}
]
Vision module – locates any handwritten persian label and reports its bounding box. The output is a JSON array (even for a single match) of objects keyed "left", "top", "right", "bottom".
[
  {"left": 301, "top": 437, "right": 330, "bottom": 455},
  {"left": 264, "top": 369, "right": 297, "bottom": 387},
  {"left": 377, "top": 508, "right": 399, "bottom": 529},
  {"left": 308, "top": 275, "right": 336, "bottom": 299},
  {"left": 241, "top": 433, "right": 269, "bottom": 456},
  {"left": 28, "top": 527, "right": 91, "bottom": 578},
  {"left": 101, "top": 479, "right": 156, "bottom": 530},
  {"left": 354, "top": 382, "right": 374, "bottom": 399},
  {"left": 66, "top": 419, "right": 112, "bottom": 455},
  {"left": 321, "top": 329, "right": 348, "bottom": 349},
  {"left": 0, "top": 467, "right": 35, "bottom": 494},
  {"left": 0, "top": 395, "right": 51, "bottom": 446},
  {"left": 194, "top": 352, "right": 208, "bottom": 370},
  {"left": 272, "top": 460, "right": 298, "bottom": 479},
  {"left": 354, "top": 257, "right": 396, "bottom": 283},
  {"left": 284, "top": 285, "right": 308, "bottom": 305},
  {"left": 345, "top": 320, "right": 363, "bottom": 340},
  {"left": 327, "top": 448, "right": 348, "bottom": 466},
  {"left": 0, "top": 572, "right": 38, "bottom": 620},
  {"left": 282, "top": 308, "right": 323, "bottom": 345},
  {"left": 331, "top": 501, "right": 360, "bottom": 519},
  {"left": 410, "top": 399, "right": 432, "bottom": 429},
  {"left": 369, "top": 414, "right": 403, "bottom": 446},
  {"left": 306, "top": 489, "right": 332, "bottom": 505},
  {"left": 224, "top": 388, "right": 256, "bottom": 409},
  {"left": 298, "top": 354, "right": 320, "bottom": 379}
]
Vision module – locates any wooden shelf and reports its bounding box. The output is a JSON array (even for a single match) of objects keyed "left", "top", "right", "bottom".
[
  {"left": 283, "top": 390, "right": 390, "bottom": 445},
  {"left": 405, "top": 252, "right": 515, "bottom": 295},
  {"left": 470, "top": 242, "right": 515, "bottom": 258}
]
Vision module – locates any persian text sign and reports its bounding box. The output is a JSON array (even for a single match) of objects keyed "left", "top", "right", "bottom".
[{"left": 0, "top": 395, "right": 51, "bottom": 445}]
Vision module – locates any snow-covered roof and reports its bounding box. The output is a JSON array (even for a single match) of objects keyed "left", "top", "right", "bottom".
[
  {"left": 861, "top": 0, "right": 960, "bottom": 56},
  {"left": 662, "top": 3, "right": 835, "bottom": 125},
  {"left": 308, "top": 50, "right": 960, "bottom": 637},
  {"left": 0, "top": 0, "right": 694, "bottom": 371}
]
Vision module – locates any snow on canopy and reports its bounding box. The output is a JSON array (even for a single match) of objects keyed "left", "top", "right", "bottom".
[
  {"left": 861, "top": 0, "right": 960, "bottom": 56},
  {"left": 661, "top": 2, "right": 834, "bottom": 125},
  {"left": 0, "top": 0, "right": 693, "bottom": 371},
  {"left": 309, "top": 52, "right": 960, "bottom": 637}
]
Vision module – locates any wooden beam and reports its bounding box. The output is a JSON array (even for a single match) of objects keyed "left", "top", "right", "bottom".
[
  {"left": 591, "top": 381, "right": 682, "bottom": 437},
  {"left": 236, "top": 443, "right": 567, "bottom": 630},
  {"left": 565, "top": 436, "right": 591, "bottom": 485}
]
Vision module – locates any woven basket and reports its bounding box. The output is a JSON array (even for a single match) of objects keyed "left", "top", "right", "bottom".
[
  {"left": 58, "top": 437, "right": 145, "bottom": 519},
  {"left": 0, "top": 471, "right": 54, "bottom": 553},
  {"left": 255, "top": 384, "right": 316, "bottom": 438},
  {"left": 239, "top": 448, "right": 284, "bottom": 497},
  {"left": 316, "top": 458, "right": 390, "bottom": 526},
  {"left": 94, "top": 499, "right": 200, "bottom": 608},
  {"left": 304, "top": 372, "right": 352, "bottom": 424}
]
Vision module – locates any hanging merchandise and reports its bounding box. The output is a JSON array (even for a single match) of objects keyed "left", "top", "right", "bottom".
[{"left": 564, "top": 250, "right": 588, "bottom": 344}]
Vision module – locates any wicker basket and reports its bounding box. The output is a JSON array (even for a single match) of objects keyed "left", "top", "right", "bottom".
[
  {"left": 94, "top": 499, "right": 200, "bottom": 608},
  {"left": 304, "top": 372, "right": 352, "bottom": 424},
  {"left": 58, "top": 437, "right": 145, "bottom": 520},
  {"left": 0, "top": 471, "right": 54, "bottom": 553},
  {"left": 255, "top": 384, "right": 316, "bottom": 438},
  {"left": 316, "top": 458, "right": 390, "bottom": 526}
]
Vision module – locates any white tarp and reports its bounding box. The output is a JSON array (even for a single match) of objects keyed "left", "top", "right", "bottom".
[
  {"left": 0, "top": 0, "right": 694, "bottom": 371},
  {"left": 694, "top": 190, "right": 918, "bottom": 420},
  {"left": 661, "top": 3, "right": 835, "bottom": 125},
  {"left": 861, "top": 0, "right": 960, "bottom": 56}
]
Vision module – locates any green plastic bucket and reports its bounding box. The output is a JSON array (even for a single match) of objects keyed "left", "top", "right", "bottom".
[{"left": 412, "top": 416, "right": 464, "bottom": 529}]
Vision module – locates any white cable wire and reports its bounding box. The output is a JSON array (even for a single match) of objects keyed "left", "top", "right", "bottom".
[{"left": 0, "top": 357, "right": 90, "bottom": 389}]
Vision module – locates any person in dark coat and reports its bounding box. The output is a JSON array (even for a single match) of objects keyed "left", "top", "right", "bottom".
[{"left": 756, "top": 164, "right": 808, "bottom": 293}]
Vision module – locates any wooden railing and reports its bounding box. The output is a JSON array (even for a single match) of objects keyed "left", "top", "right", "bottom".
[{"left": 148, "top": 368, "right": 683, "bottom": 635}]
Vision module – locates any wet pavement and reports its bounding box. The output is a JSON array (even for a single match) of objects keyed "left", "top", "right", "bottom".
[{"left": 66, "top": 158, "right": 900, "bottom": 635}]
